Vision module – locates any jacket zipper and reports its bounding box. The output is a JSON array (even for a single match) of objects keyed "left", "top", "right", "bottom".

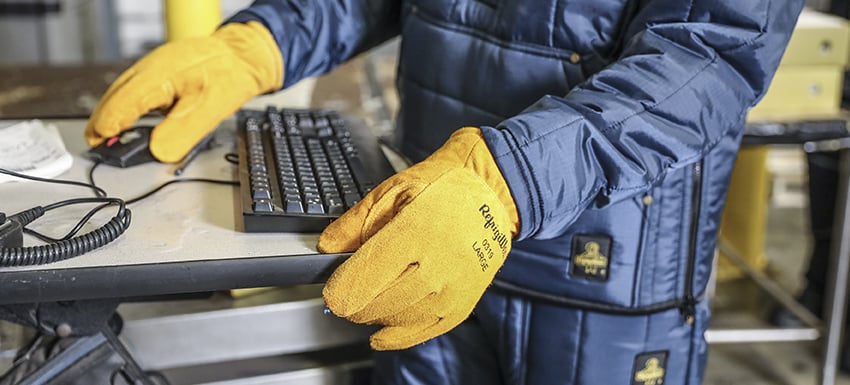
[{"left": 681, "top": 161, "right": 703, "bottom": 324}]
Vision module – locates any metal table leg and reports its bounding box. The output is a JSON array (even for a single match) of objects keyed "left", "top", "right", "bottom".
[{"left": 820, "top": 148, "right": 850, "bottom": 385}]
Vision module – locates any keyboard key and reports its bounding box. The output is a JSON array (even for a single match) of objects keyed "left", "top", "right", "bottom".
[
  {"left": 298, "top": 113, "right": 314, "bottom": 134},
  {"left": 285, "top": 199, "right": 304, "bottom": 213},
  {"left": 318, "top": 126, "right": 334, "bottom": 138},
  {"left": 252, "top": 189, "right": 271, "bottom": 200},
  {"left": 313, "top": 113, "right": 329, "bottom": 128},
  {"left": 253, "top": 200, "right": 274, "bottom": 212},
  {"left": 306, "top": 201, "right": 325, "bottom": 214},
  {"left": 346, "top": 155, "right": 375, "bottom": 193},
  {"left": 326, "top": 198, "right": 345, "bottom": 215},
  {"left": 343, "top": 192, "right": 361, "bottom": 207}
]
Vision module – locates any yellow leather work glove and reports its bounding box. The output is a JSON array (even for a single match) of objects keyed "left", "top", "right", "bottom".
[
  {"left": 318, "top": 127, "right": 520, "bottom": 350},
  {"left": 85, "top": 21, "right": 283, "bottom": 163}
]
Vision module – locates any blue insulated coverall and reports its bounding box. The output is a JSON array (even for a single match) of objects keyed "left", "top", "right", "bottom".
[{"left": 229, "top": 1, "right": 803, "bottom": 383}]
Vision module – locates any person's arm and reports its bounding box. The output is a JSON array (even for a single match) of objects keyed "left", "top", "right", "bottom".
[
  {"left": 86, "top": 0, "right": 400, "bottom": 162},
  {"left": 483, "top": 0, "right": 805, "bottom": 240},
  {"left": 227, "top": 0, "right": 402, "bottom": 88},
  {"left": 318, "top": 1, "right": 806, "bottom": 351}
]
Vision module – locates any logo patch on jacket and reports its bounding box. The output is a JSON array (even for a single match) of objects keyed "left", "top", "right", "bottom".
[
  {"left": 632, "top": 351, "right": 668, "bottom": 385},
  {"left": 570, "top": 235, "right": 611, "bottom": 281}
]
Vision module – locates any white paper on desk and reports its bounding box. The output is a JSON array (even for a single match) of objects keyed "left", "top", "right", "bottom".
[{"left": 0, "top": 119, "right": 73, "bottom": 183}]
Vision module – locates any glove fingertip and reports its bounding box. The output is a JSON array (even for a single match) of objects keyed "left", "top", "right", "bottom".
[
  {"left": 317, "top": 227, "right": 359, "bottom": 253},
  {"left": 149, "top": 142, "right": 187, "bottom": 163},
  {"left": 369, "top": 327, "right": 419, "bottom": 351},
  {"left": 317, "top": 203, "right": 374, "bottom": 252},
  {"left": 148, "top": 121, "right": 213, "bottom": 163},
  {"left": 84, "top": 128, "right": 104, "bottom": 147},
  {"left": 85, "top": 114, "right": 124, "bottom": 143},
  {"left": 322, "top": 280, "right": 361, "bottom": 317}
]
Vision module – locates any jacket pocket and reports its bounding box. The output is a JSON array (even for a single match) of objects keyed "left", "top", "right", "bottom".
[{"left": 494, "top": 162, "right": 702, "bottom": 317}]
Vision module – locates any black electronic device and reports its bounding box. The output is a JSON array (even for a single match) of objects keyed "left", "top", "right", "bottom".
[
  {"left": 87, "top": 126, "right": 157, "bottom": 168},
  {"left": 236, "top": 107, "right": 396, "bottom": 232},
  {"left": 742, "top": 119, "right": 850, "bottom": 146},
  {"left": 0, "top": 212, "right": 22, "bottom": 249}
]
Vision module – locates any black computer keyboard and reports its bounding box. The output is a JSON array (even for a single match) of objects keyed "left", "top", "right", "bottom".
[{"left": 236, "top": 107, "right": 396, "bottom": 232}]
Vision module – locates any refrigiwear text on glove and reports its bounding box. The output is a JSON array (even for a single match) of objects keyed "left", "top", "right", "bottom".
[{"left": 474, "top": 203, "right": 510, "bottom": 271}]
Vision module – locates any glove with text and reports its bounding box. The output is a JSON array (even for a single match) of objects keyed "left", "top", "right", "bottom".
[
  {"left": 85, "top": 21, "right": 283, "bottom": 163},
  {"left": 318, "top": 127, "right": 520, "bottom": 350}
]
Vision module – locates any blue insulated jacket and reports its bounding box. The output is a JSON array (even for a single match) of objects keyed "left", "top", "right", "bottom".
[{"left": 230, "top": 0, "right": 802, "bottom": 383}]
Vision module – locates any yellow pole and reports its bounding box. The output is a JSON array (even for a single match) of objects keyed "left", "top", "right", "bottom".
[
  {"left": 164, "top": 0, "right": 222, "bottom": 42},
  {"left": 717, "top": 146, "right": 771, "bottom": 281}
]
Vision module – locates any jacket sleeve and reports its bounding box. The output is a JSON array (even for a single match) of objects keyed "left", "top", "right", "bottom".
[
  {"left": 481, "top": 0, "right": 805, "bottom": 240},
  {"left": 227, "top": 0, "right": 401, "bottom": 88}
]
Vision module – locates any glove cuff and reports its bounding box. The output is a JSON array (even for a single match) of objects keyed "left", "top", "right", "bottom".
[
  {"left": 215, "top": 21, "right": 284, "bottom": 94},
  {"left": 431, "top": 127, "right": 520, "bottom": 237}
]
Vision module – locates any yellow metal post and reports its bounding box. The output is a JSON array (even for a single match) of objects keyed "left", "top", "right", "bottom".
[
  {"left": 717, "top": 147, "right": 771, "bottom": 281},
  {"left": 164, "top": 0, "right": 222, "bottom": 41}
]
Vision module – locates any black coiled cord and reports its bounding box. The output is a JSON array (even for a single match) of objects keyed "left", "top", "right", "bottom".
[
  {"left": 0, "top": 199, "right": 131, "bottom": 268},
  {"left": 0, "top": 151, "right": 236, "bottom": 268}
]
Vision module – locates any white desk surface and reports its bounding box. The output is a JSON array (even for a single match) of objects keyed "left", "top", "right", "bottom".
[{"left": 0, "top": 119, "right": 346, "bottom": 304}]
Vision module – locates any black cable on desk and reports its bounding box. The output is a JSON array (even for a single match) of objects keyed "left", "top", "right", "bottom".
[
  {"left": 87, "top": 155, "right": 238, "bottom": 206},
  {"left": 87, "top": 161, "right": 106, "bottom": 197},
  {"left": 0, "top": 198, "right": 131, "bottom": 268},
  {"left": 124, "top": 178, "right": 238, "bottom": 205},
  {"left": 0, "top": 168, "right": 132, "bottom": 267},
  {"left": 24, "top": 201, "right": 118, "bottom": 243},
  {"left": 0, "top": 168, "right": 107, "bottom": 197},
  {"left": 0, "top": 152, "right": 238, "bottom": 267}
]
